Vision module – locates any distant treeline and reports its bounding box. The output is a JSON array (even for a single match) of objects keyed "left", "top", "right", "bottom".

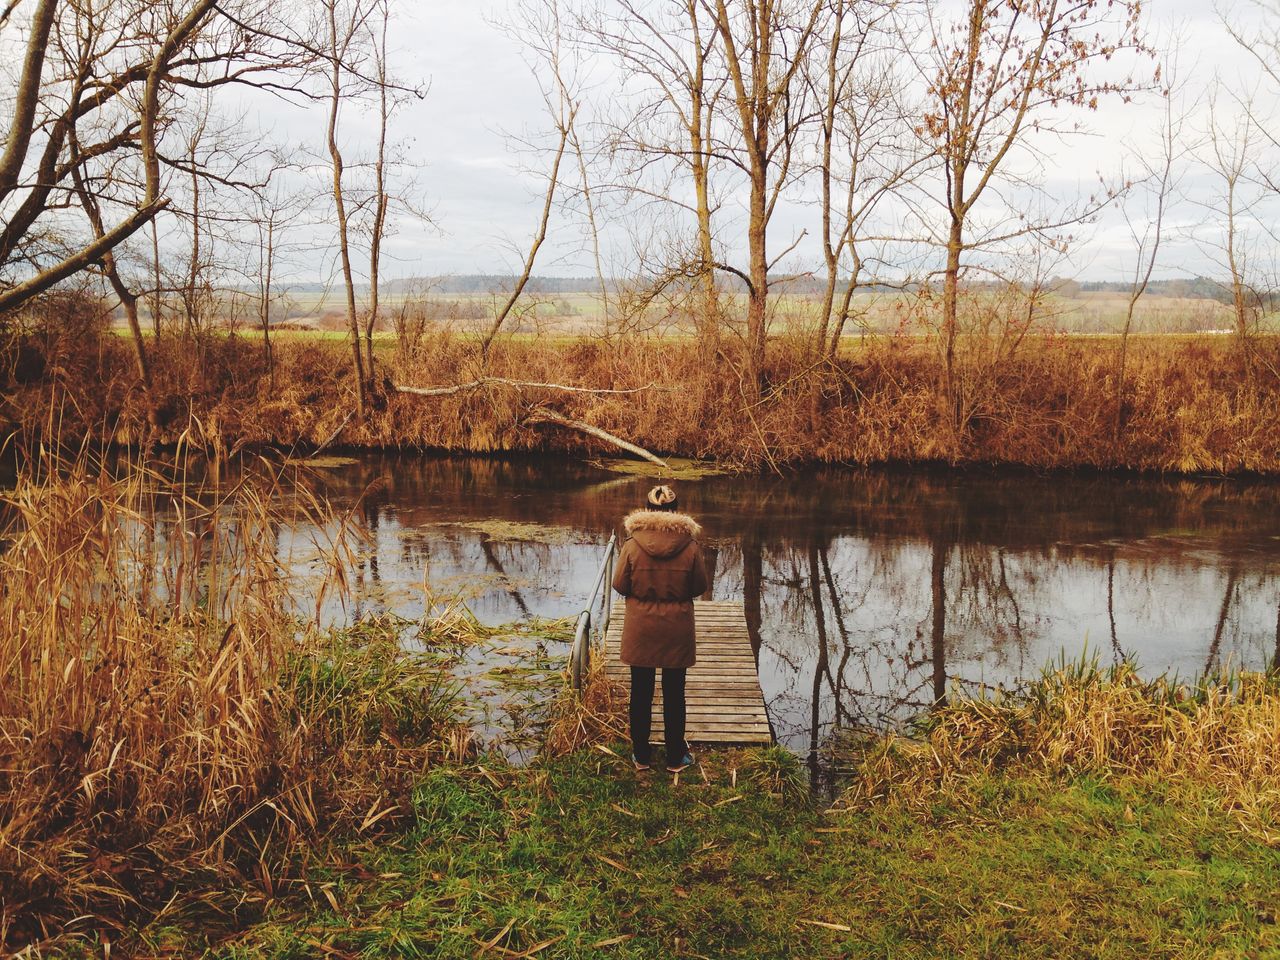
[
  {"left": 272, "top": 274, "right": 1245, "bottom": 301},
  {"left": 1074, "top": 277, "right": 1239, "bottom": 303},
  {"left": 276, "top": 276, "right": 608, "bottom": 296}
]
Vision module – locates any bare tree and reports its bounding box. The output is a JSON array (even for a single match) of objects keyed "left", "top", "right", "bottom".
[
  {"left": 0, "top": 0, "right": 313, "bottom": 311},
  {"left": 364, "top": 0, "right": 393, "bottom": 380},
  {"left": 478, "top": 0, "right": 580, "bottom": 359},
  {"left": 1222, "top": 1, "right": 1280, "bottom": 369},
  {"left": 1196, "top": 84, "right": 1269, "bottom": 369},
  {"left": 247, "top": 171, "right": 308, "bottom": 377},
  {"left": 0, "top": 0, "right": 220, "bottom": 315},
  {"left": 68, "top": 136, "right": 157, "bottom": 420},
  {"left": 806, "top": 0, "right": 922, "bottom": 359},
  {"left": 707, "top": 0, "right": 826, "bottom": 396},
  {"left": 320, "top": 0, "right": 374, "bottom": 416},
  {"left": 910, "top": 0, "right": 1149, "bottom": 424},
  {"left": 1116, "top": 52, "right": 1189, "bottom": 430},
  {"left": 0, "top": 0, "right": 317, "bottom": 425},
  {"left": 580, "top": 0, "right": 723, "bottom": 345}
]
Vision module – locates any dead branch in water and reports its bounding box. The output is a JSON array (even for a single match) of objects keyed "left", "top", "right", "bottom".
[
  {"left": 393, "top": 378, "right": 667, "bottom": 398},
  {"left": 523, "top": 407, "right": 668, "bottom": 467},
  {"left": 311, "top": 409, "right": 356, "bottom": 456}
]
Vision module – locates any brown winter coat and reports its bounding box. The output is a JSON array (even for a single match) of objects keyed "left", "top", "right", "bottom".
[{"left": 611, "top": 510, "right": 709, "bottom": 669}]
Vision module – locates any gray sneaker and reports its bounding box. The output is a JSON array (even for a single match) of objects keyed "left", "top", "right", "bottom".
[{"left": 666, "top": 750, "right": 695, "bottom": 773}]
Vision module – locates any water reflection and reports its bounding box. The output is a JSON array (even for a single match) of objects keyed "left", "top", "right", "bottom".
[{"left": 267, "top": 456, "right": 1280, "bottom": 770}]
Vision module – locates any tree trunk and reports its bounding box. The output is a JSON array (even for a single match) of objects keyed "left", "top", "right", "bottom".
[
  {"left": 119, "top": 289, "right": 159, "bottom": 428},
  {"left": 151, "top": 219, "right": 163, "bottom": 338},
  {"left": 327, "top": 0, "right": 367, "bottom": 418},
  {"left": 689, "top": 15, "right": 717, "bottom": 352},
  {"left": 692, "top": 125, "right": 717, "bottom": 349},
  {"left": 365, "top": 3, "right": 390, "bottom": 388},
  {"left": 69, "top": 153, "right": 158, "bottom": 428},
  {"left": 816, "top": 4, "right": 841, "bottom": 358},
  {"left": 261, "top": 217, "right": 274, "bottom": 378},
  {"left": 0, "top": 0, "right": 60, "bottom": 199},
  {"left": 942, "top": 217, "right": 963, "bottom": 429},
  {"left": 1115, "top": 296, "right": 1137, "bottom": 437},
  {"left": 746, "top": 173, "right": 768, "bottom": 399},
  {"left": 1225, "top": 186, "right": 1251, "bottom": 375},
  {"left": 828, "top": 261, "right": 860, "bottom": 358}
]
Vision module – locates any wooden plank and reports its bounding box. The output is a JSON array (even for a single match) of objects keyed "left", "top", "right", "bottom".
[
  {"left": 602, "top": 675, "right": 762, "bottom": 685},
  {"left": 643, "top": 699, "right": 767, "bottom": 706},
  {"left": 603, "top": 677, "right": 761, "bottom": 687},
  {"left": 603, "top": 670, "right": 759, "bottom": 677},
  {"left": 603, "top": 601, "right": 771, "bottom": 746},
  {"left": 646, "top": 727, "right": 772, "bottom": 736},
  {"left": 646, "top": 737, "right": 772, "bottom": 744},
  {"left": 645, "top": 720, "right": 773, "bottom": 730}
]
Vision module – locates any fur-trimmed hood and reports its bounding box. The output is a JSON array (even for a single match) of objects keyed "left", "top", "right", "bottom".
[{"left": 623, "top": 509, "right": 702, "bottom": 559}]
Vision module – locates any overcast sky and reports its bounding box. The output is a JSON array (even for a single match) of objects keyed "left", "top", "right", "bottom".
[{"left": 241, "top": 0, "right": 1278, "bottom": 284}]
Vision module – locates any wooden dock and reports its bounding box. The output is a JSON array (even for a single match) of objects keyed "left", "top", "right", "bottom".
[{"left": 603, "top": 600, "right": 772, "bottom": 745}]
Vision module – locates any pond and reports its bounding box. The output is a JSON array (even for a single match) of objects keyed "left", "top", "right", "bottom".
[{"left": 282, "top": 454, "right": 1280, "bottom": 770}]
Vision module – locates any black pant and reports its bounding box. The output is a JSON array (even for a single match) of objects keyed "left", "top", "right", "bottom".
[{"left": 629, "top": 666, "right": 687, "bottom": 765}]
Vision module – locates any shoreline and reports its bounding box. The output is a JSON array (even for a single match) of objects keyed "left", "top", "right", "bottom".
[
  {"left": 17, "top": 439, "right": 1280, "bottom": 487},
  {"left": 5, "top": 333, "right": 1280, "bottom": 476}
]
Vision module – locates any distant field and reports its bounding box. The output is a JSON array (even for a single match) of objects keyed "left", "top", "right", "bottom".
[{"left": 110, "top": 289, "right": 1279, "bottom": 339}]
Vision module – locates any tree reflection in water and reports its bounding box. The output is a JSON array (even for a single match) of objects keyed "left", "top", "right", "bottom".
[{"left": 167, "top": 454, "right": 1280, "bottom": 761}]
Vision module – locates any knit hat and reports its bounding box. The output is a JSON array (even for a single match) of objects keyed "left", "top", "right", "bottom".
[{"left": 645, "top": 484, "right": 679, "bottom": 512}]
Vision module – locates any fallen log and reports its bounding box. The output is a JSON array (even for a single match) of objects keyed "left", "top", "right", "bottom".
[
  {"left": 523, "top": 407, "right": 667, "bottom": 468},
  {"left": 393, "top": 378, "right": 665, "bottom": 398}
]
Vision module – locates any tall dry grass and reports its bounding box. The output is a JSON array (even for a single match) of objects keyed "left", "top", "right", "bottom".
[
  {"left": 0, "top": 452, "right": 464, "bottom": 950},
  {"left": 542, "top": 657, "right": 628, "bottom": 757},
  {"left": 3, "top": 326, "right": 1280, "bottom": 473},
  {"left": 841, "top": 659, "right": 1280, "bottom": 842}
]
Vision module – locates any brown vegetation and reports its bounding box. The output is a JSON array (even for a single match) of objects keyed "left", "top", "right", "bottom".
[
  {"left": 543, "top": 657, "right": 628, "bottom": 757},
  {"left": 0, "top": 454, "right": 467, "bottom": 949},
  {"left": 4, "top": 328, "right": 1280, "bottom": 474},
  {"left": 840, "top": 661, "right": 1280, "bottom": 842}
]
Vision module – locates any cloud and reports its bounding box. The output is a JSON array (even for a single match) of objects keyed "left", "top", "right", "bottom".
[{"left": 229, "top": 0, "right": 1280, "bottom": 283}]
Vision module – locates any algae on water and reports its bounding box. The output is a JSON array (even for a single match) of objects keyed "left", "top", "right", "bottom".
[
  {"left": 286, "top": 455, "right": 362, "bottom": 468},
  {"left": 454, "top": 519, "right": 582, "bottom": 544},
  {"left": 589, "top": 457, "right": 728, "bottom": 481}
]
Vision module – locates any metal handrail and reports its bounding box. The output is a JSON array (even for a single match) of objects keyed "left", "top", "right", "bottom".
[{"left": 570, "top": 532, "right": 618, "bottom": 690}]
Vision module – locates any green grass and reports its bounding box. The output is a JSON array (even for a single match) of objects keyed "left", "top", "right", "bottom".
[{"left": 114, "top": 747, "right": 1280, "bottom": 959}]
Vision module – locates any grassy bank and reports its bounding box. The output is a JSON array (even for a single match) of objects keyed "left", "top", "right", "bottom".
[
  {"left": 37, "top": 662, "right": 1280, "bottom": 958},
  {"left": 92, "top": 747, "right": 1280, "bottom": 958},
  {"left": 6, "top": 328, "right": 1280, "bottom": 473}
]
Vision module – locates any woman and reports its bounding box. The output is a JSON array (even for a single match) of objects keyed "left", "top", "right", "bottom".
[{"left": 611, "top": 484, "right": 709, "bottom": 773}]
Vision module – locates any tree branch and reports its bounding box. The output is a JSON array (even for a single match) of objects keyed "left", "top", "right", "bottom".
[
  {"left": 523, "top": 407, "right": 668, "bottom": 467},
  {"left": 394, "top": 378, "right": 667, "bottom": 398},
  {"left": 478, "top": 105, "right": 577, "bottom": 359},
  {"left": 0, "top": 200, "right": 169, "bottom": 314},
  {"left": 0, "top": 0, "right": 59, "bottom": 200}
]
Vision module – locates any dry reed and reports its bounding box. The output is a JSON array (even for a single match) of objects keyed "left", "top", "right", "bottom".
[
  {"left": 542, "top": 656, "right": 628, "bottom": 757},
  {"left": 840, "top": 659, "right": 1280, "bottom": 842},
  {"left": 6, "top": 328, "right": 1280, "bottom": 474},
  {"left": 0, "top": 452, "right": 464, "bottom": 950}
]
